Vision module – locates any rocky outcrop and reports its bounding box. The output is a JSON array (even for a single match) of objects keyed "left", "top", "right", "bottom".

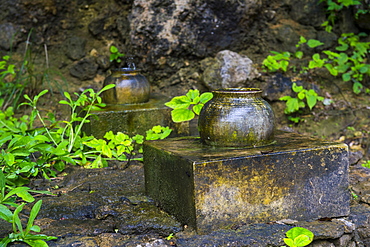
[{"left": 0, "top": 0, "right": 368, "bottom": 93}]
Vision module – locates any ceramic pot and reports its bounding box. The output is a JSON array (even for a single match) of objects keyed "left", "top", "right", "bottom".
[
  {"left": 198, "top": 88, "right": 275, "bottom": 147},
  {"left": 102, "top": 68, "right": 150, "bottom": 104}
]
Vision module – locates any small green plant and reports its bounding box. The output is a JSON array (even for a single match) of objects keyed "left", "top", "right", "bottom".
[
  {"left": 319, "top": 0, "right": 369, "bottom": 32},
  {"left": 0, "top": 170, "right": 57, "bottom": 247},
  {"left": 264, "top": 32, "right": 369, "bottom": 97},
  {"left": 165, "top": 233, "right": 174, "bottom": 240},
  {"left": 0, "top": 55, "right": 23, "bottom": 111},
  {"left": 322, "top": 33, "right": 370, "bottom": 94},
  {"left": 83, "top": 125, "right": 172, "bottom": 165},
  {"left": 0, "top": 85, "right": 115, "bottom": 185},
  {"left": 0, "top": 200, "right": 57, "bottom": 246},
  {"left": 279, "top": 83, "right": 324, "bottom": 122},
  {"left": 109, "top": 45, "right": 125, "bottom": 63},
  {"left": 164, "top": 89, "right": 213, "bottom": 122},
  {"left": 262, "top": 37, "right": 324, "bottom": 74},
  {"left": 351, "top": 191, "right": 359, "bottom": 199},
  {"left": 282, "top": 227, "right": 314, "bottom": 247},
  {"left": 361, "top": 160, "right": 370, "bottom": 169},
  {"left": 262, "top": 51, "right": 292, "bottom": 72}
]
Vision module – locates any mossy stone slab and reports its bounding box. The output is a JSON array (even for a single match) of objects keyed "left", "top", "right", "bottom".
[
  {"left": 83, "top": 93, "right": 195, "bottom": 138},
  {"left": 143, "top": 131, "right": 350, "bottom": 233}
]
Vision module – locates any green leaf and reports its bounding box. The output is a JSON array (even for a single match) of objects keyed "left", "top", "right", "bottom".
[
  {"left": 359, "top": 66, "right": 369, "bottom": 74},
  {"left": 0, "top": 134, "right": 12, "bottom": 146},
  {"left": 102, "top": 144, "right": 112, "bottom": 158},
  {"left": 186, "top": 89, "right": 200, "bottom": 101},
  {"left": 30, "top": 225, "right": 41, "bottom": 233},
  {"left": 86, "top": 155, "right": 106, "bottom": 169},
  {"left": 0, "top": 204, "right": 13, "bottom": 222},
  {"left": 16, "top": 190, "right": 35, "bottom": 203},
  {"left": 324, "top": 64, "right": 338, "bottom": 76},
  {"left": 342, "top": 72, "right": 352, "bottom": 82},
  {"left": 4, "top": 187, "right": 30, "bottom": 201},
  {"left": 279, "top": 95, "right": 292, "bottom": 101},
  {"left": 0, "top": 237, "right": 12, "bottom": 247},
  {"left": 0, "top": 170, "right": 5, "bottom": 189},
  {"left": 285, "top": 98, "right": 300, "bottom": 114},
  {"left": 59, "top": 100, "right": 70, "bottom": 105},
  {"left": 306, "top": 94, "right": 317, "bottom": 110},
  {"left": 299, "top": 36, "right": 307, "bottom": 44},
  {"left": 164, "top": 96, "right": 191, "bottom": 109},
  {"left": 297, "top": 91, "right": 305, "bottom": 100},
  {"left": 295, "top": 51, "right": 303, "bottom": 59},
  {"left": 292, "top": 83, "right": 303, "bottom": 93},
  {"left": 98, "top": 84, "right": 115, "bottom": 94},
  {"left": 283, "top": 238, "right": 295, "bottom": 247},
  {"left": 286, "top": 227, "right": 314, "bottom": 242},
  {"left": 110, "top": 45, "right": 118, "bottom": 53},
  {"left": 199, "top": 92, "right": 213, "bottom": 103},
  {"left": 53, "top": 161, "right": 66, "bottom": 171},
  {"left": 280, "top": 60, "right": 289, "bottom": 72},
  {"left": 13, "top": 203, "right": 25, "bottom": 235},
  {"left": 23, "top": 239, "right": 49, "bottom": 247},
  {"left": 353, "top": 81, "right": 363, "bottom": 94},
  {"left": 3, "top": 152, "right": 14, "bottom": 166},
  {"left": 336, "top": 44, "right": 349, "bottom": 51},
  {"left": 25, "top": 200, "right": 42, "bottom": 235},
  {"left": 294, "top": 234, "right": 312, "bottom": 246},
  {"left": 193, "top": 104, "right": 203, "bottom": 115},
  {"left": 171, "top": 108, "right": 195, "bottom": 122},
  {"left": 307, "top": 39, "right": 324, "bottom": 48}
]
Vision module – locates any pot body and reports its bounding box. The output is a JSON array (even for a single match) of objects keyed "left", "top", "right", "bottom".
[
  {"left": 102, "top": 68, "right": 150, "bottom": 104},
  {"left": 198, "top": 88, "right": 275, "bottom": 147}
]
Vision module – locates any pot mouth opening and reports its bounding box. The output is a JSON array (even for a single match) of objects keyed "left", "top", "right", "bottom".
[{"left": 214, "top": 88, "right": 262, "bottom": 93}]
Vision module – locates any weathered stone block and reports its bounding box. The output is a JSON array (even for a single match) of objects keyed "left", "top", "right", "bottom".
[
  {"left": 83, "top": 94, "right": 195, "bottom": 138},
  {"left": 143, "top": 131, "right": 350, "bottom": 233}
]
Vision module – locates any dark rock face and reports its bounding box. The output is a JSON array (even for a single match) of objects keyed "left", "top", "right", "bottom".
[
  {"left": 129, "top": 0, "right": 262, "bottom": 62},
  {"left": 65, "top": 36, "right": 87, "bottom": 61},
  {"left": 69, "top": 57, "right": 98, "bottom": 81}
]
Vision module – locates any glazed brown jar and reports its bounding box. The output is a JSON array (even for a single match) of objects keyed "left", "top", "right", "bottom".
[
  {"left": 102, "top": 68, "right": 150, "bottom": 104},
  {"left": 198, "top": 88, "right": 275, "bottom": 147}
]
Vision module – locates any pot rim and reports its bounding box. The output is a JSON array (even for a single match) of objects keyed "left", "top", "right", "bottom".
[
  {"left": 112, "top": 67, "right": 141, "bottom": 72},
  {"left": 213, "top": 88, "right": 262, "bottom": 94}
]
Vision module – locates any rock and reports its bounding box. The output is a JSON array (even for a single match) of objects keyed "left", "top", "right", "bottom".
[
  {"left": 201, "top": 50, "right": 259, "bottom": 90},
  {"left": 311, "top": 240, "right": 335, "bottom": 247},
  {"left": 65, "top": 36, "right": 87, "bottom": 61},
  {"left": 349, "top": 204, "right": 370, "bottom": 244},
  {"left": 262, "top": 73, "right": 294, "bottom": 101},
  {"left": 287, "top": 0, "right": 327, "bottom": 28},
  {"left": 269, "top": 19, "right": 317, "bottom": 53},
  {"left": 294, "top": 221, "right": 346, "bottom": 240},
  {"left": 88, "top": 17, "right": 107, "bottom": 37},
  {"left": 355, "top": 12, "right": 370, "bottom": 31},
  {"left": 175, "top": 223, "right": 291, "bottom": 246},
  {"left": 349, "top": 151, "right": 363, "bottom": 165},
  {"left": 333, "top": 234, "right": 354, "bottom": 247},
  {"left": 129, "top": 0, "right": 263, "bottom": 61},
  {"left": 96, "top": 55, "right": 111, "bottom": 70},
  {"left": 316, "top": 31, "right": 338, "bottom": 51},
  {"left": 0, "top": 23, "right": 21, "bottom": 50},
  {"left": 69, "top": 57, "right": 98, "bottom": 81}
]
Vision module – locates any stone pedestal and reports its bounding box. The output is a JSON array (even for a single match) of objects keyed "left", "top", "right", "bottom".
[
  {"left": 83, "top": 93, "right": 197, "bottom": 138},
  {"left": 143, "top": 131, "right": 350, "bottom": 233}
]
